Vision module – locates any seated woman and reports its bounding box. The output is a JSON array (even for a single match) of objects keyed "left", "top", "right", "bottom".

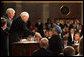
[{"left": 0, "top": 17, "right": 9, "bottom": 56}]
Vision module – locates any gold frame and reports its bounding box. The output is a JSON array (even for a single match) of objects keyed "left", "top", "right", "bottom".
[
  {"left": 1, "top": 1, "right": 83, "bottom": 3},
  {"left": 60, "top": 5, "right": 71, "bottom": 16}
]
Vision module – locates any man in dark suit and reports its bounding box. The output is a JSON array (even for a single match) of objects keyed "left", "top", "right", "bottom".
[
  {"left": 62, "top": 37, "right": 72, "bottom": 48},
  {"left": 3, "top": 8, "right": 15, "bottom": 31},
  {"left": 0, "top": 17, "right": 9, "bottom": 56},
  {"left": 63, "top": 46, "right": 75, "bottom": 56},
  {"left": 48, "top": 34, "right": 63, "bottom": 56},
  {"left": 26, "top": 20, "right": 31, "bottom": 29},
  {"left": 32, "top": 38, "right": 51, "bottom": 56},
  {"left": 71, "top": 33, "right": 80, "bottom": 45},
  {"left": 71, "top": 33, "right": 80, "bottom": 55},
  {"left": 45, "top": 18, "right": 53, "bottom": 30},
  {"left": 9, "top": 12, "right": 42, "bottom": 43},
  {"left": 68, "top": 28, "right": 75, "bottom": 44},
  {"left": 35, "top": 18, "right": 44, "bottom": 37},
  {"left": 77, "top": 25, "right": 83, "bottom": 37}
]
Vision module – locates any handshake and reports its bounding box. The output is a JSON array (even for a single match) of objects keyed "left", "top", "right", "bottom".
[
  {"left": 20, "top": 32, "right": 42, "bottom": 42},
  {"left": 35, "top": 32, "right": 42, "bottom": 38}
]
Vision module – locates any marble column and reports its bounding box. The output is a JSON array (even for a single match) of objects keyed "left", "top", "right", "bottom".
[
  {"left": 42, "top": 3, "right": 49, "bottom": 24},
  {"left": 81, "top": 3, "right": 83, "bottom": 25}
]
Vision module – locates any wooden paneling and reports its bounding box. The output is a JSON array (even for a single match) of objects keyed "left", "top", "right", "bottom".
[{"left": 11, "top": 43, "right": 39, "bottom": 56}]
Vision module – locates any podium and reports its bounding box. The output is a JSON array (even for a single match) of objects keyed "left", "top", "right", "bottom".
[{"left": 11, "top": 41, "right": 40, "bottom": 56}]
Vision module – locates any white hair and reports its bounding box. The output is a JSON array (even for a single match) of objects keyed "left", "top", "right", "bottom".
[
  {"left": 41, "top": 38, "right": 49, "bottom": 42},
  {"left": 20, "top": 12, "right": 29, "bottom": 18},
  {"left": 40, "top": 38, "right": 49, "bottom": 48},
  {"left": 6, "top": 8, "right": 15, "bottom": 14}
]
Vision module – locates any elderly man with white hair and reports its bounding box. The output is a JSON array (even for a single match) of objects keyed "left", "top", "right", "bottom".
[
  {"left": 9, "top": 11, "right": 42, "bottom": 43},
  {"left": 3, "top": 8, "right": 15, "bottom": 30},
  {"left": 32, "top": 38, "right": 51, "bottom": 56}
]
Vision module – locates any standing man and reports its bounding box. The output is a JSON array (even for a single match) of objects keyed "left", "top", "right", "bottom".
[
  {"left": 0, "top": 17, "right": 9, "bottom": 56},
  {"left": 35, "top": 18, "right": 44, "bottom": 37},
  {"left": 9, "top": 12, "right": 42, "bottom": 43},
  {"left": 3, "top": 8, "right": 15, "bottom": 31}
]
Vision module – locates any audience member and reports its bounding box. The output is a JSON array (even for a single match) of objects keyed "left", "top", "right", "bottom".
[
  {"left": 32, "top": 38, "right": 51, "bottom": 56},
  {"left": 68, "top": 28, "right": 75, "bottom": 44},
  {"left": 63, "top": 46, "right": 75, "bottom": 56},
  {"left": 48, "top": 34, "right": 63, "bottom": 56},
  {"left": 0, "top": 17, "right": 9, "bottom": 56},
  {"left": 63, "top": 37, "right": 71, "bottom": 48},
  {"left": 35, "top": 18, "right": 44, "bottom": 37},
  {"left": 45, "top": 18, "right": 53, "bottom": 30},
  {"left": 77, "top": 37, "right": 83, "bottom": 56}
]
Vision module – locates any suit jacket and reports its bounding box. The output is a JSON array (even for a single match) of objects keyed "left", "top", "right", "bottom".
[
  {"left": 26, "top": 20, "right": 31, "bottom": 29},
  {"left": 69, "top": 24, "right": 73, "bottom": 30},
  {"left": 0, "top": 28, "right": 9, "bottom": 56},
  {"left": 45, "top": 23, "right": 53, "bottom": 30},
  {"left": 35, "top": 22, "right": 44, "bottom": 37},
  {"left": 49, "top": 35, "right": 63, "bottom": 56},
  {"left": 32, "top": 48, "right": 51, "bottom": 56},
  {"left": 68, "top": 32, "right": 75, "bottom": 44},
  {"left": 64, "top": 23, "right": 73, "bottom": 30},
  {"left": 71, "top": 40, "right": 79, "bottom": 54},
  {"left": 3, "top": 15, "right": 13, "bottom": 30},
  {"left": 76, "top": 29, "right": 83, "bottom": 37},
  {"left": 35, "top": 22, "right": 43, "bottom": 30},
  {"left": 79, "top": 30, "right": 83, "bottom": 37},
  {"left": 9, "top": 17, "right": 35, "bottom": 43},
  {"left": 71, "top": 40, "right": 79, "bottom": 45},
  {"left": 63, "top": 42, "right": 72, "bottom": 48}
]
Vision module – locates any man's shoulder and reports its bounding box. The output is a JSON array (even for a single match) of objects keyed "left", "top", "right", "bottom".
[
  {"left": 32, "top": 48, "right": 40, "bottom": 55},
  {"left": 13, "top": 17, "right": 22, "bottom": 23},
  {"left": 3, "top": 15, "right": 9, "bottom": 19},
  {"left": 33, "top": 48, "right": 47, "bottom": 53},
  {"left": 1, "top": 28, "right": 8, "bottom": 36}
]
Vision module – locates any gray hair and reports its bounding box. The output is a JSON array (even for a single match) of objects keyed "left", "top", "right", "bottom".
[
  {"left": 20, "top": 12, "right": 29, "bottom": 18},
  {"left": 64, "top": 46, "right": 75, "bottom": 56},
  {"left": 40, "top": 38, "right": 49, "bottom": 48},
  {"left": 6, "top": 8, "right": 15, "bottom": 14}
]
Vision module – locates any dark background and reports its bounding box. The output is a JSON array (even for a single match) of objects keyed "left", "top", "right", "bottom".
[{"left": 1, "top": 2, "right": 83, "bottom": 24}]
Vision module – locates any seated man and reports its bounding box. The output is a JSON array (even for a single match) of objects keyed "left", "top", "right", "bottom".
[
  {"left": 63, "top": 37, "right": 71, "bottom": 48},
  {"left": 68, "top": 28, "right": 75, "bottom": 44},
  {"left": 48, "top": 34, "right": 63, "bottom": 56},
  {"left": 72, "top": 33, "right": 80, "bottom": 46},
  {"left": 72, "top": 33, "right": 80, "bottom": 55},
  {"left": 63, "top": 46, "right": 75, "bottom": 56},
  {"left": 9, "top": 12, "right": 42, "bottom": 43},
  {"left": 32, "top": 38, "right": 51, "bottom": 56},
  {"left": 35, "top": 18, "right": 44, "bottom": 37},
  {"left": 0, "top": 17, "right": 9, "bottom": 56},
  {"left": 48, "top": 30, "right": 53, "bottom": 40},
  {"left": 44, "top": 30, "right": 49, "bottom": 38}
]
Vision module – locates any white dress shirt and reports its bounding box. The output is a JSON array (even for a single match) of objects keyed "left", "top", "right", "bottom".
[{"left": 71, "top": 33, "right": 74, "bottom": 41}]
